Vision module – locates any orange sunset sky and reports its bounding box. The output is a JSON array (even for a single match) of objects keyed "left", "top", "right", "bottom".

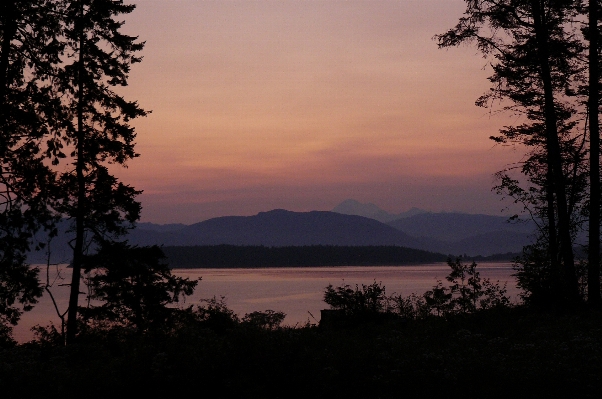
[{"left": 116, "top": 0, "right": 525, "bottom": 224}]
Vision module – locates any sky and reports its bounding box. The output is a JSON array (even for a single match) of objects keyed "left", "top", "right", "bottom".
[{"left": 115, "top": 0, "right": 526, "bottom": 224}]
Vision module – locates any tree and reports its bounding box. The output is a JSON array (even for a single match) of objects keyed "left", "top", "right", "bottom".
[
  {"left": 0, "top": 0, "right": 62, "bottom": 335},
  {"left": 437, "top": 0, "right": 584, "bottom": 305},
  {"left": 49, "top": 0, "right": 147, "bottom": 344},
  {"left": 242, "top": 310, "right": 286, "bottom": 330},
  {"left": 81, "top": 243, "right": 198, "bottom": 334},
  {"left": 323, "top": 281, "right": 390, "bottom": 316},
  {"left": 586, "top": 0, "right": 601, "bottom": 305},
  {"left": 324, "top": 258, "right": 510, "bottom": 320}
]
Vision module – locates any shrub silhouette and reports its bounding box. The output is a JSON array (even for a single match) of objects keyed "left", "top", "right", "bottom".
[
  {"left": 323, "top": 281, "right": 389, "bottom": 316},
  {"left": 242, "top": 310, "right": 286, "bottom": 330},
  {"left": 324, "top": 257, "right": 510, "bottom": 322}
]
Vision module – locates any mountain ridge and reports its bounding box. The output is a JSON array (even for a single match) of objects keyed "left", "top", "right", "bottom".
[
  {"left": 128, "top": 209, "right": 426, "bottom": 248},
  {"left": 331, "top": 199, "right": 427, "bottom": 223},
  {"left": 26, "top": 203, "right": 537, "bottom": 263}
]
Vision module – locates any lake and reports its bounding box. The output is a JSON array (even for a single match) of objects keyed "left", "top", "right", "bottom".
[{"left": 14, "top": 262, "right": 520, "bottom": 342}]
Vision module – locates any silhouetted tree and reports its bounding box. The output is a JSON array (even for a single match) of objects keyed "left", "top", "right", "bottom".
[
  {"left": 0, "top": 0, "right": 62, "bottom": 335},
  {"left": 325, "top": 258, "right": 509, "bottom": 320},
  {"left": 81, "top": 243, "right": 198, "bottom": 334},
  {"left": 48, "top": 0, "right": 147, "bottom": 344},
  {"left": 324, "top": 281, "right": 390, "bottom": 316},
  {"left": 242, "top": 310, "right": 286, "bottom": 330},
  {"left": 437, "top": 0, "right": 584, "bottom": 305},
  {"left": 586, "top": 0, "right": 601, "bottom": 306}
]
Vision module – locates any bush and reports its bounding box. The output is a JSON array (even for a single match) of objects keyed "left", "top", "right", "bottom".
[
  {"left": 242, "top": 310, "right": 286, "bottom": 330},
  {"left": 324, "top": 258, "right": 510, "bottom": 322},
  {"left": 323, "top": 281, "right": 390, "bottom": 316},
  {"left": 193, "top": 296, "right": 240, "bottom": 332}
]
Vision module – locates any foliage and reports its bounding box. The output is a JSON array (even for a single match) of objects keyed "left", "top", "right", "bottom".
[
  {"left": 478, "top": 275, "right": 513, "bottom": 310},
  {"left": 80, "top": 242, "right": 198, "bottom": 334},
  {"left": 41, "top": 0, "right": 148, "bottom": 343},
  {"left": 242, "top": 310, "right": 286, "bottom": 330},
  {"left": 1, "top": 0, "right": 148, "bottom": 344},
  {"left": 0, "top": 258, "right": 42, "bottom": 328},
  {"left": 4, "top": 307, "right": 602, "bottom": 398},
  {"left": 31, "top": 323, "right": 66, "bottom": 346},
  {"left": 514, "top": 241, "right": 555, "bottom": 306},
  {"left": 585, "top": 0, "right": 602, "bottom": 305},
  {"left": 324, "top": 258, "right": 510, "bottom": 322},
  {"left": 515, "top": 240, "right": 589, "bottom": 306},
  {"left": 0, "top": 0, "right": 60, "bottom": 334},
  {"left": 192, "top": 296, "right": 240, "bottom": 332},
  {"left": 438, "top": 0, "right": 587, "bottom": 305},
  {"left": 394, "top": 258, "right": 510, "bottom": 318},
  {"left": 52, "top": 0, "right": 146, "bottom": 238},
  {"left": 420, "top": 281, "right": 453, "bottom": 317},
  {"left": 323, "top": 281, "right": 390, "bottom": 316},
  {"left": 446, "top": 257, "right": 510, "bottom": 312},
  {"left": 390, "top": 292, "right": 429, "bottom": 320},
  {"left": 0, "top": 321, "right": 15, "bottom": 347}
]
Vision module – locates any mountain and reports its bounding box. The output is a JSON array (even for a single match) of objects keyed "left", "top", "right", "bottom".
[
  {"left": 28, "top": 220, "right": 192, "bottom": 264},
  {"left": 28, "top": 220, "right": 75, "bottom": 265},
  {"left": 332, "top": 199, "right": 426, "bottom": 223},
  {"left": 127, "top": 209, "right": 427, "bottom": 248},
  {"left": 26, "top": 208, "right": 537, "bottom": 264},
  {"left": 331, "top": 200, "right": 536, "bottom": 256},
  {"left": 387, "top": 212, "right": 536, "bottom": 256},
  {"left": 447, "top": 230, "right": 533, "bottom": 257},
  {"left": 387, "top": 212, "right": 534, "bottom": 241},
  {"left": 137, "top": 222, "right": 187, "bottom": 233}
]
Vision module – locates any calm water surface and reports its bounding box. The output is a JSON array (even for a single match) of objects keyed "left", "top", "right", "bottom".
[{"left": 14, "top": 262, "right": 519, "bottom": 342}]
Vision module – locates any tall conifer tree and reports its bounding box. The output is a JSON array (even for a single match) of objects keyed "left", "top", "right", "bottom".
[
  {"left": 437, "top": 0, "right": 583, "bottom": 304},
  {"left": 587, "top": 0, "right": 601, "bottom": 306},
  {"left": 51, "top": 0, "right": 146, "bottom": 344}
]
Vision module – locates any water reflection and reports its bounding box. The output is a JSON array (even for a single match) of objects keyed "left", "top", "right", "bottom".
[{"left": 14, "top": 262, "right": 519, "bottom": 342}]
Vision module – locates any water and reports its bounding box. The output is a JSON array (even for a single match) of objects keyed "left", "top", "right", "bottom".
[{"left": 14, "top": 262, "right": 519, "bottom": 342}]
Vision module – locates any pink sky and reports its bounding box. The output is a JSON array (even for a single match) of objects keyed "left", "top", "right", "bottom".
[{"left": 116, "top": 0, "right": 525, "bottom": 224}]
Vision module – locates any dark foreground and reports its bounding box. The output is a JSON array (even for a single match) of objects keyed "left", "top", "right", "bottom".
[{"left": 1, "top": 307, "right": 601, "bottom": 399}]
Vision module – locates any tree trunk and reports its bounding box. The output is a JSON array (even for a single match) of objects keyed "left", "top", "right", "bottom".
[
  {"left": 531, "top": 0, "right": 579, "bottom": 304},
  {"left": 66, "top": 1, "right": 86, "bottom": 345},
  {"left": 546, "top": 168, "right": 560, "bottom": 285},
  {"left": 588, "top": 0, "right": 601, "bottom": 306}
]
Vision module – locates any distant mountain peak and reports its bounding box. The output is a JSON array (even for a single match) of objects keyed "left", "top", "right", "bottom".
[{"left": 332, "top": 199, "right": 426, "bottom": 223}]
